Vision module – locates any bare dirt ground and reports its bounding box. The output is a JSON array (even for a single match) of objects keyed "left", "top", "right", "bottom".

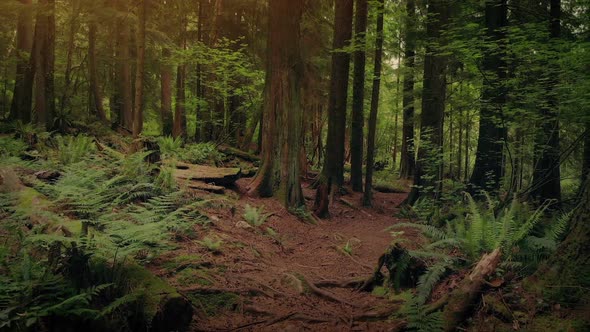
[{"left": 150, "top": 179, "right": 420, "bottom": 331}]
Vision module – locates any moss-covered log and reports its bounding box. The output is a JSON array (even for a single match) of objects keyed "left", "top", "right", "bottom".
[{"left": 173, "top": 162, "right": 241, "bottom": 187}]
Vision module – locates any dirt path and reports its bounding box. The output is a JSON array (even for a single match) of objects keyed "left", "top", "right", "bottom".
[{"left": 151, "top": 180, "right": 416, "bottom": 331}]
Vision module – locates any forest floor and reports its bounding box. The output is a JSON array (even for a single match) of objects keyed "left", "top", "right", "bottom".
[{"left": 149, "top": 178, "right": 419, "bottom": 331}]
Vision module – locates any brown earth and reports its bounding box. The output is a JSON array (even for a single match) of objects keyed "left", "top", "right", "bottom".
[{"left": 149, "top": 179, "right": 422, "bottom": 331}]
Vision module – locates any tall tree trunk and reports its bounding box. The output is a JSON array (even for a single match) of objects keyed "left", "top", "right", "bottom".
[
  {"left": 314, "top": 0, "right": 353, "bottom": 218},
  {"left": 580, "top": 123, "right": 590, "bottom": 195},
  {"left": 350, "top": 0, "right": 369, "bottom": 192},
  {"left": 160, "top": 48, "right": 173, "bottom": 136},
  {"left": 363, "top": 0, "right": 385, "bottom": 207},
  {"left": 88, "top": 18, "right": 107, "bottom": 122},
  {"left": 132, "top": 0, "right": 146, "bottom": 139},
  {"left": 531, "top": 0, "right": 562, "bottom": 204},
  {"left": 247, "top": 0, "right": 305, "bottom": 211},
  {"left": 399, "top": 0, "right": 416, "bottom": 179},
  {"left": 115, "top": 0, "right": 132, "bottom": 131},
  {"left": 173, "top": 66, "right": 187, "bottom": 139},
  {"left": 469, "top": 0, "right": 508, "bottom": 195},
  {"left": 405, "top": 0, "right": 449, "bottom": 206},
  {"left": 59, "top": 0, "right": 81, "bottom": 117},
  {"left": 10, "top": 0, "right": 34, "bottom": 123},
  {"left": 34, "top": 0, "right": 56, "bottom": 130},
  {"left": 195, "top": 0, "right": 204, "bottom": 141}
]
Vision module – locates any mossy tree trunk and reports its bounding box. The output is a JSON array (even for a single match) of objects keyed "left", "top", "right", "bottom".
[
  {"left": 350, "top": 0, "right": 369, "bottom": 193},
  {"left": 314, "top": 0, "right": 353, "bottom": 218},
  {"left": 399, "top": 0, "right": 416, "bottom": 180},
  {"left": 10, "top": 0, "right": 34, "bottom": 123},
  {"left": 406, "top": 0, "right": 449, "bottom": 206},
  {"left": 247, "top": 0, "right": 305, "bottom": 211},
  {"left": 132, "top": 0, "right": 146, "bottom": 140}
]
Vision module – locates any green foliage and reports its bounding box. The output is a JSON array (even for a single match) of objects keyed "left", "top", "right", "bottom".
[
  {"left": 180, "top": 142, "right": 224, "bottom": 165},
  {"left": 0, "top": 136, "right": 27, "bottom": 157},
  {"left": 401, "top": 298, "right": 444, "bottom": 332},
  {"left": 54, "top": 135, "right": 95, "bottom": 165},
  {"left": 157, "top": 136, "right": 183, "bottom": 159},
  {"left": 243, "top": 204, "right": 270, "bottom": 227},
  {"left": 198, "top": 235, "right": 223, "bottom": 253}
]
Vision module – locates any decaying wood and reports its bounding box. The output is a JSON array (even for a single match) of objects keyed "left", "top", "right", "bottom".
[
  {"left": 373, "top": 183, "right": 406, "bottom": 194},
  {"left": 180, "top": 179, "right": 225, "bottom": 194},
  {"left": 219, "top": 145, "right": 260, "bottom": 162},
  {"left": 173, "top": 162, "right": 241, "bottom": 187},
  {"left": 441, "top": 248, "right": 502, "bottom": 331},
  {"left": 300, "top": 275, "right": 358, "bottom": 307}
]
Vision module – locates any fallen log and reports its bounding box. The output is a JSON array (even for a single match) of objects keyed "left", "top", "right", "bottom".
[
  {"left": 173, "top": 162, "right": 241, "bottom": 187},
  {"left": 218, "top": 145, "right": 260, "bottom": 162},
  {"left": 180, "top": 180, "right": 225, "bottom": 194},
  {"left": 373, "top": 183, "right": 407, "bottom": 194},
  {"left": 441, "top": 248, "right": 502, "bottom": 331}
]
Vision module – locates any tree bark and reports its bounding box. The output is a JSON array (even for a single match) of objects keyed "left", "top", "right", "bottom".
[
  {"left": 399, "top": 0, "right": 417, "bottom": 179},
  {"left": 314, "top": 0, "right": 353, "bottom": 218},
  {"left": 59, "top": 0, "right": 81, "bottom": 117},
  {"left": 10, "top": 0, "right": 34, "bottom": 123},
  {"left": 350, "top": 0, "right": 369, "bottom": 192},
  {"left": 247, "top": 0, "right": 305, "bottom": 211},
  {"left": 469, "top": 0, "right": 508, "bottom": 195},
  {"left": 405, "top": 0, "right": 449, "bottom": 206},
  {"left": 33, "top": 0, "right": 56, "bottom": 130},
  {"left": 160, "top": 48, "right": 173, "bottom": 136},
  {"left": 115, "top": 0, "right": 133, "bottom": 131},
  {"left": 363, "top": 0, "right": 385, "bottom": 207},
  {"left": 132, "top": 0, "right": 146, "bottom": 140},
  {"left": 531, "top": 0, "right": 562, "bottom": 205},
  {"left": 88, "top": 18, "right": 107, "bottom": 122}
]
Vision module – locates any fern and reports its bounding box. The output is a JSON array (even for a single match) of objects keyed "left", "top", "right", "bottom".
[
  {"left": 243, "top": 204, "right": 271, "bottom": 226},
  {"left": 416, "top": 260, "right": 452, "bottom": 304}
]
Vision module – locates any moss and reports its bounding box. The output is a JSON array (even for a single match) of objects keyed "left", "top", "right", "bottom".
[
  {"left": 527, "top": 315, "right": 590, "bottom": 332},
  {"left": 176, "top": 267, "right": 214, "bottom": 286},
  {"left": 188, "top": 292, "right": 239, "bottom": 316}
]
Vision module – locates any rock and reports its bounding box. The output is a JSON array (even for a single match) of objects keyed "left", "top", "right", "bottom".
[
  {"left": 35, "top": 170, "right": 61, "bottom": 182},
  {"left": 235, "top": 220, "right": 253, "bottom": 230}
]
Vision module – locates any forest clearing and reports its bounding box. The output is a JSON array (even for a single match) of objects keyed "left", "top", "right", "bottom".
[{"left": 1, "top": 0, "right": 589, "bottom": 331}]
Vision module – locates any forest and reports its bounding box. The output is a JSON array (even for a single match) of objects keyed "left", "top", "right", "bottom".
[{"left": 0, "top": 0, "right": 589, "bottom": 331}]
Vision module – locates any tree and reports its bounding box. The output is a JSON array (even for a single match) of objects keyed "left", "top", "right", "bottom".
[
  {"left": 114, "top": 0, "right": 133, "bottom": 131},
  {"left": 406, "top": 0, "right": 449, "bottom": 205},
  {"left": 314, "top": 0, "right": 353, "bottom": 218},
  {"left": 33, "top": 0, "right": 56, "bottom": 129},
  {"left": 160, "top": 48, "right": 173, "bottom": 136},
  {"left": 469, "top": 0, "right": 508, "bottom": 194},
  {"left": 246, "top": 0, "right": 305, "bottom": 211},
  {"left": 363, "top": 0, "right": 385, "bottom": 207},
  {"left": 9, "top": 0, "right": 33, "bottom": 123},
  {"left": 132, "top": 0, "right": 147, "bottom": 139},
  {"left": 350, "top": 0, "right": 369, "bottom": 192},
  {"left": 530, "top": 0, "right": 562, "bottom": 204},
  {"left": 399, "top": 0, "right": 417, "bottom": 179},
  {"left": 88, "top": 5, "right": 107, "bottom": 122}
]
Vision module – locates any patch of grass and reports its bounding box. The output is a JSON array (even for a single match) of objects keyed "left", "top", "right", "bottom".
[
  {"left": 188, "top": 292, "right": 239, "bottom": 316},
  {"left": 176, "top": 268, "right": 214, "bottom": 286},
  {"left": 161, "top": 254, "right": 202, "bottom": 271},
  {"left": 198, "top": 235, "right": 223, "bottom": 253},
  {"left": 243, "top": 204, "right": 271, "bottom": 226}
]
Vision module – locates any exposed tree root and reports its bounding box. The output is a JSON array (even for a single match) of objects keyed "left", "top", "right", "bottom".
[
  {"left": 300, "top": 275, "right": 359, "bottom": 307},
  {"left": 180, "top": 286, "right": 275, "bottom": 299},
  {"left": 314, "top": 278, "right": 365, "bottom": 289}
]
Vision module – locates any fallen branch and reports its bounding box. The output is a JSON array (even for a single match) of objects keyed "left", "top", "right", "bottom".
[{"left": 441, "top": 248, "right": 502, "bottom": 331}]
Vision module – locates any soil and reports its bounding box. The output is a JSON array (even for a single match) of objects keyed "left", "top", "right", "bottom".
[{"left": 149, "top": 178, "right": 422, "bottom": 331}]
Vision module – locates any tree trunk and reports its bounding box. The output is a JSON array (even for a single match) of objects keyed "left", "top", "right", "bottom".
[
  {"left": 59, "top": 0, "right": 81, "bottom": 117},
  {"left": 10, "top": 0, "right": 34, "bottom": 123},
  {"left": 531, "top": 0, "right": 562, "bottom": 205},
  {"left": 314, "top": 0, "right": 353, "bottom": 218},
  {"left": 132, "top": 0, "right": 146, "bottom": 140},
  {"left": 469, "top": 0, "right": 508, "bottom": 195},
  {"left": 88, "top": 19, "right": 107, "bottom": 122},
  {"left": 33, "top": 0, "right": 56, "bottom": 130},
  {"left": 581, "top": 124, "right": 590, "bottom": 193},
  {"left": 195, "top": 0, "right": 204, "bottom": 141},
  {"left": 114, "top": 0, "right": 133, "bottom": 131},
  {"left": 160, "top": 49, "right": 173, "bottom": 136},
  {"left": 247, "top": 0, "right": 305, "bottom": 212},
  {"left": 405, "top": 0, "right": 449, "bottom": 205},
  {"left": 362, "top": 0, "right": 385, "bottom": 207},
  {"left": 173, "top": 66, "right": 187, "bottom": 139},
  {"left": 350, "top": 0, "right": 369, "bottom": 192},
  {"left": 399, "top": 0, "right": 417, "bottom": 180}
]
